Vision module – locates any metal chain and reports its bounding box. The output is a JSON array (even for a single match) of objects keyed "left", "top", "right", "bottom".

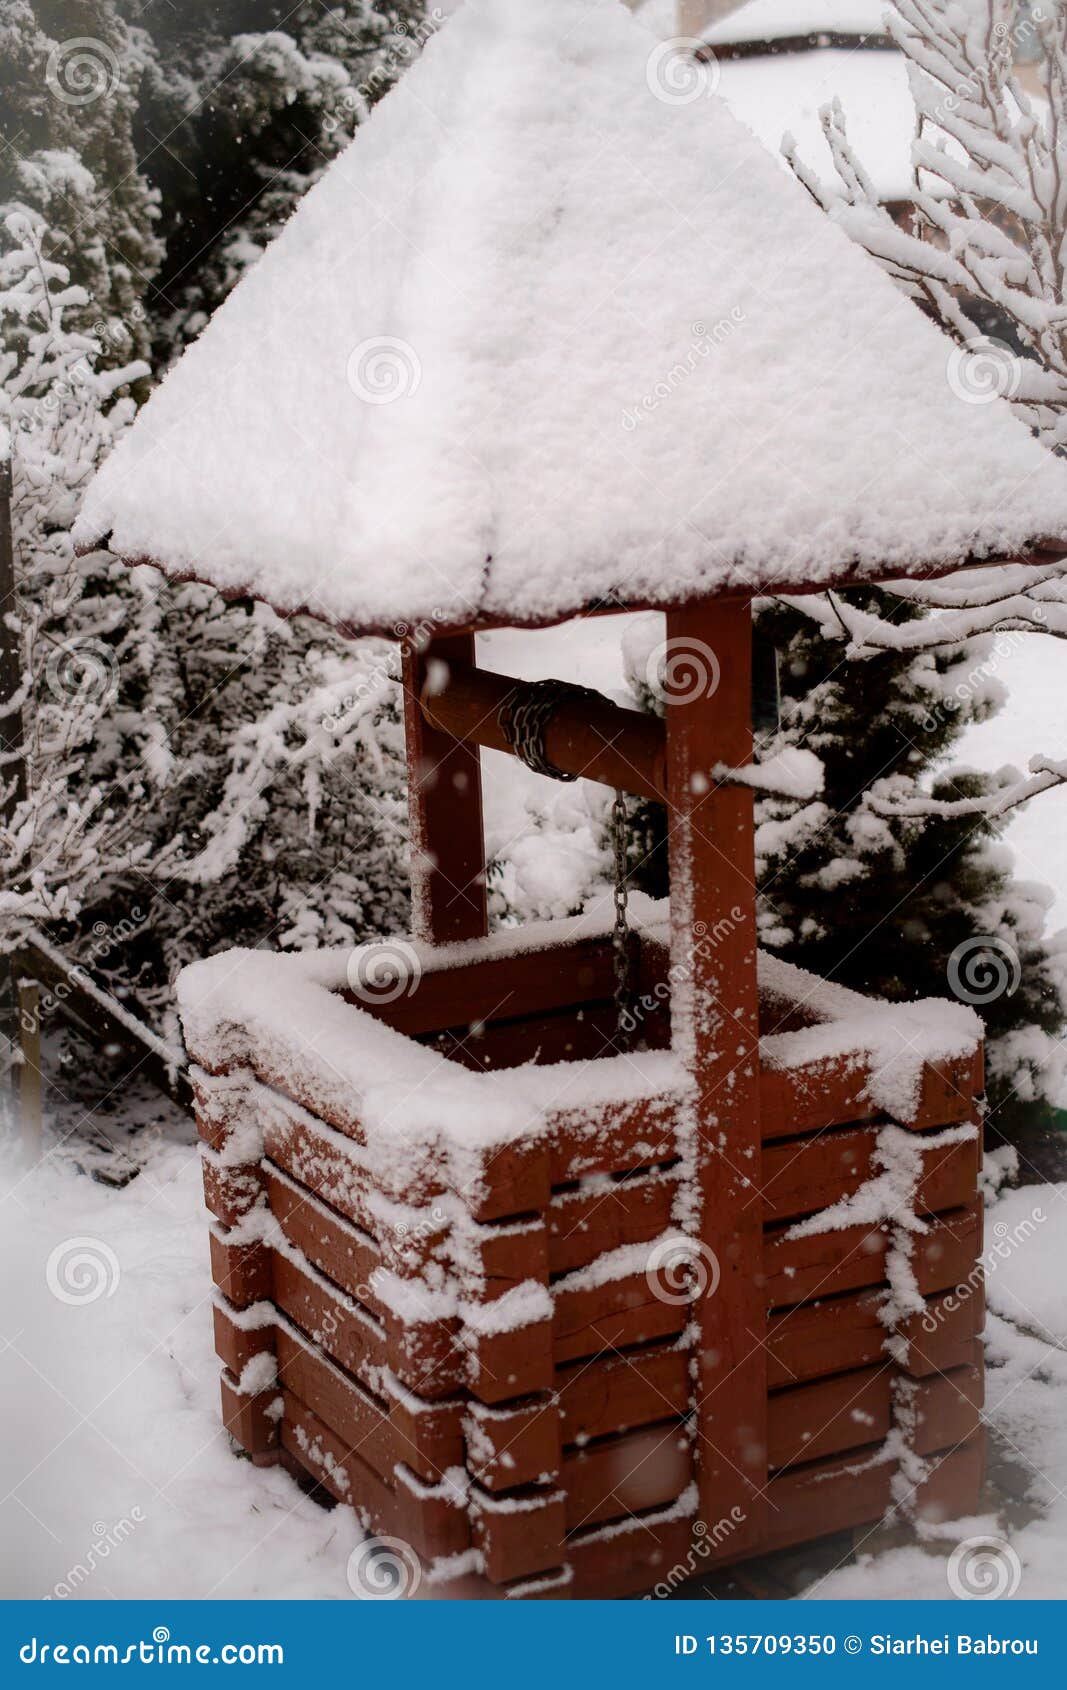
[
  {"left": 497, "top": 679, "right": 597, "bottom": 781},
  {"left": 611, "top": 788, "right": 634, "bottom": 1050},
  {"left": 497, "top": 680, "right": 635, "bottom": 1047}
]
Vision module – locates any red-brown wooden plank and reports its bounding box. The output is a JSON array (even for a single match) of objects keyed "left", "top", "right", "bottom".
[
  {"left": 281, "top": 1392, "right": 470, "bottom": 1562},
  {"left": 547, "top": 1096, "right": 680, "bottom": 1184},
  {"left": 761, "top": 1123, "right": 979, "bottom": 1226},
  {"left": 200, "top": 1152, "right": 264, "bottom": 1227},
  {"left": 552, "top": 1272, "right": 686, "bottom": 1364},
  {"left": 766, "top": 1283, "right": 983, "bottom": 1389},
  {"left": 219, "top": 1368, "right": 278, "bottom": 1459},
  {"left": 567, "top": 1510, "right": 697, "bottom": 1601},
  {"left": 548, "top": 1171, "right": 678, "bottom": 1276},
  {"left": 366, "top": 935, "right": 619, "bottom": 1038},
  {"left": 262, "top": 1086, "right": 549, "bottom": 1224},
  {"left": 545, "top": 1126, "right": 978, "bottom": 1280},
  {"left": 764, "top": 1201, "right": 982, "bottom": 1310},
  {"left": 267, "top": 1165, "right": 387, "bottom": 1317},
  {"left": 758, "top": 1436, "right": 985, "bottom": 1555},
  {"left": 760, "top": 1046, "right": 983, "bottom": 1139},
  {"left": 555, "top": 1344, "right": 690, "bottom": 1446},
  {"left": 471, "top": 1488, "right": 567, "bottom": 1585},
  {"left": 209, "top": 1228, "right": 272, "bottom": 1308},
  {"left": 768, "top": 1351, "right": 982, "bottom": 1469},
  {"left": 212, "top": 1297, "right": 273, "bottom": 1377},
  {"left": 563, "top": 1421, "right": 692, "bottom": 1531},
  {"left": 464, "top": 1396, "right": 562, "bottom": 1492},
  {"left": 421, "top": 1003, "right": 621, "bottom": 1071},
  {"left": 562, "top": 1434, "right": 986, "bottom": 1598}
]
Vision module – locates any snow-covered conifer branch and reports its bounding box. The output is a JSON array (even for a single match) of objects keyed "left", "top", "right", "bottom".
[
  {"left": 868, "top": 754, "right": 1067, "bottom": 821},
  {"left": 0, "top": 208, "right": 159, "bottom": 949}
]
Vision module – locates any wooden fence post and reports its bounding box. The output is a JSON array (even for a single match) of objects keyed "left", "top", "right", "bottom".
[{"left": 664, "top": 596, "right": 767, "bottom": 1552}]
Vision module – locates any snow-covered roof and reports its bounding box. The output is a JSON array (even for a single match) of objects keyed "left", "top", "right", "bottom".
[
  {"left": 76, "top": 0, "right": 1067, "bottom": 636},
  {"left": 701, "top": 0, "right": 893, "bottom": 45},
  {"left": 701, "top": 0, "right": 914, "bottom": 201},
  {"left": 717, "top": 47, "right": 917, "bottom": 201}
]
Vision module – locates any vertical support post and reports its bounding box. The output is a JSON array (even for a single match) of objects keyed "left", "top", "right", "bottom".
[
  {"left": 664, "top": 596, "right": 766, "bottom": 1552},
  {"left": 401, "top": 632, "right": 488, "bottom": 946}
]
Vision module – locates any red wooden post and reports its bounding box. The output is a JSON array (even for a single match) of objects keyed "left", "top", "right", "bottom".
[
  {"left": 402, "top": 632, "right": 488, "bottom": 945},
  {"left": 664, "top": 596, "right": 767, "bottom": 1551}
]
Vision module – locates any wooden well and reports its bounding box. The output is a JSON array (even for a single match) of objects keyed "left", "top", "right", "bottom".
[{"left": 185, "top": 598, "right": 987, "bottom": 1599}]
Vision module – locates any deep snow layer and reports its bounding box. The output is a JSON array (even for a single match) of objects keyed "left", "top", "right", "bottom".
[
  {"left": 77, "top": 0, "right": 1067, "bottom": 631},
  {"left": 0, "top": 1133, "right": 354, "bottom": 1600}
]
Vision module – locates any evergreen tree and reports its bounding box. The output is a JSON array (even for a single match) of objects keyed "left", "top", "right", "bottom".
[
  {"left": 0, "top": 0, "right": 162, "bottom": 362},
  {"left": 752, "top": 594, "right": 1067, "bottom": 1154},
  {"left": 119, "top": 1, "right": 432, "bottom": 356},
  {"left": 618, "top": 597, "right": 1067, "bottom": 1158},
  {"left": 0, "top": 207, "right": 154, "bottom": 954},
  {"left": 2, "top": 4, "right": 433, "bottom": 1051}
]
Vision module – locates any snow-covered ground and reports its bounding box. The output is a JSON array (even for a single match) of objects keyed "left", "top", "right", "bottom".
[{"left": 0, "top": 1101, "right": 356, "bottom": 1601}]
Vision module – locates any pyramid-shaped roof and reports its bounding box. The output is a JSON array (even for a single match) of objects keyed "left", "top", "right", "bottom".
[{"left": 76, "top": 0, "right": 1067, "bottom": 635}]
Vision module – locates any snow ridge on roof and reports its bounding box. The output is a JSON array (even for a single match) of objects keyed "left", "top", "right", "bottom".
[
  {"left": 701, "top": 0, "right": 894, "bottom": 46},
  {"left": 76, "top": 0, "right": 1067, "bottom": 634}
]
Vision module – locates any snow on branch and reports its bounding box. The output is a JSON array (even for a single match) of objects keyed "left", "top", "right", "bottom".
[
  {"left": 787, "top": 0, "right": 1067, "bottom": 445},
  {"left": 781, "top": 1, "right": 1067, "bottom": 674},
  {"left": 868, "top": 755, "right": 1067, "bottom": 821},
  {"left": 713, "top": 747, "right": 825, "bottom": 800},
  {"left": 785, "top": 571, "right": 1065, "bottom": 656}
]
